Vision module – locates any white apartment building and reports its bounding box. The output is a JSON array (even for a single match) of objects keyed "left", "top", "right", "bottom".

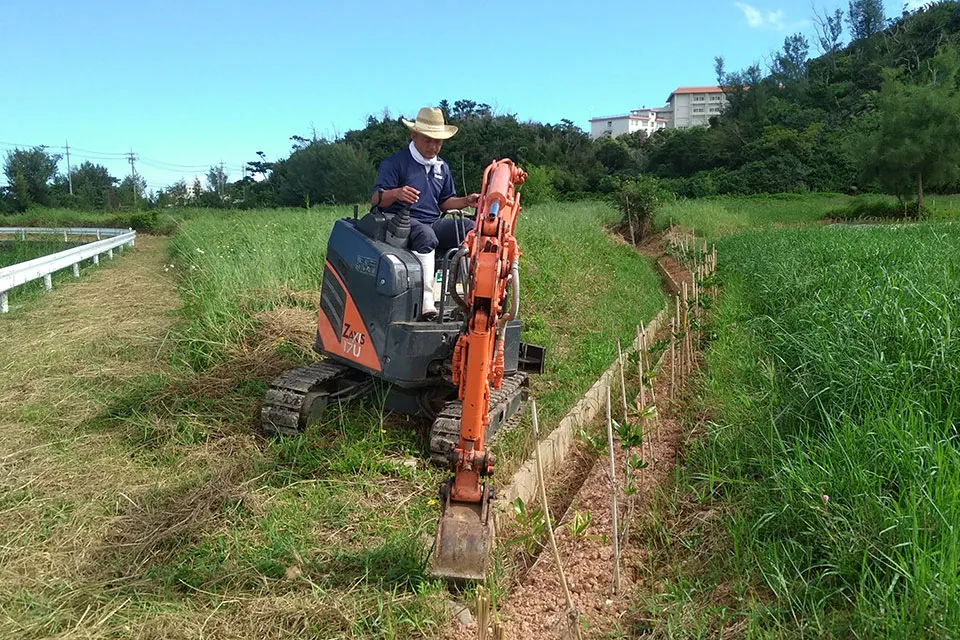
[
  {"left": 588, "top": 86, "right": 728, "bottom": 139},
  {"left": 663, "top": 86, "right": 727, "bottom": 129},
  {"left": 589, "top": 108, "right": 668, "bottom": 140}
]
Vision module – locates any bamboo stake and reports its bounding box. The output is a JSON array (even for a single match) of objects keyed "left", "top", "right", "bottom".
[
  {"left": 643, "top": 325, "right": 658, "bottom": 466},
  {"left": 686, "top": 282, "right": 693, "bottom": 374},
  {"left": 531, "top": 399, "right": 579, "bottom": 617},
  {"left": 636, "top": 330, "right": 648, "bottom": 469},
  {"left": 682, "top": 281, "right": 689, "bottom": 374},
  {"left": 669, "top": 318, "right": 676, "bottom": 401},
  {"left": 477, "top": 588, "right": 490, "bottom": 640},
  {"left": 647, "top": 334, "right": 657, "bottom": 406},
  {"left": 635, "top": 325, "right": 645, "bottom": 410},
  {"left": 605, "top": 388, "right": 621, "bottom": 595},
  {"left": 694, "top": 275, "right": 700, "bottom": 361},
  {"left": 617, "top": 339, "right": 629, "bottom": 426},
  {"left": 640, "top": 320, "right": 649, "bottom": 373},
  {"left": 675, "top": 293, "right": 683, "bottom": 386}
]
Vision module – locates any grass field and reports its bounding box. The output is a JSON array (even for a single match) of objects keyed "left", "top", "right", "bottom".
[
  {"left": 0, "top": 200, "right": 664, "bottom": 638},
  {"left": 652, "top": 193, "right": 849, "bottom": 239},
  {"left": 644, "top": 216, "right": 960, "bottom": 636},
  {"left": 653, "top": 192, "right": 960, "bottom": 240}
]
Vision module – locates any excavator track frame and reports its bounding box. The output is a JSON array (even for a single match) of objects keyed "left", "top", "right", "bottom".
[
  {"left": 428, "top": 371, "right": 527, "bottom": 466},
  {"left": 260, "top": 361, "right": 373, "bottom": 436}
]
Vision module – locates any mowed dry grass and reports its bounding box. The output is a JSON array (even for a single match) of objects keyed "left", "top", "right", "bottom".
[
  {"left": 0, "top": 237, "right": 289, "bottom": 638},
  {"left": 0, "top": 236, "right": 187, "bottom": 634},
  {"left": 0, "top": 236, "right": 437, "bottom": 640}
]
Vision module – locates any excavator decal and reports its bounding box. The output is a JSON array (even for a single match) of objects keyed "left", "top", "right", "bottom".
[{"left": 317, "top": 260, "right": 382, "bottom": 372}]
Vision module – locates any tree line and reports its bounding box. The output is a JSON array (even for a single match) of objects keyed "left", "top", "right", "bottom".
[{"left": 3, "top": 1, "right": 959, "bottom": 217}]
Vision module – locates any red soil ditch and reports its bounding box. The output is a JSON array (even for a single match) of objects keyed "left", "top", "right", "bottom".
[{"left": 445, "top": 229, "right": 709, "bottom": 639}]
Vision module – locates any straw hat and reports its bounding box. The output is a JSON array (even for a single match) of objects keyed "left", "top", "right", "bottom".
[{"left": 402, "top": 107, "right": 459, "bottom": 140}]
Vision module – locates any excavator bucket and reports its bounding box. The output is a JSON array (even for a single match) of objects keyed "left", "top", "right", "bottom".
[{"left": 429, "top": 493, "right": 493, "bottom": 582}]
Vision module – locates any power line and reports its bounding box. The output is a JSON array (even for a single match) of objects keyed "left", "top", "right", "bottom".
[
  {"left": 0, "top": 140, "right": 50, "bottom": 149},
  {"left": 0, "top": 138, "right": 250, "bottom": 174},
  {"left": 139, "top": 156, "right": 217, "bottom": 170},
  {"left": 65, "top": 145, "right": 128, "bottom": 158}
]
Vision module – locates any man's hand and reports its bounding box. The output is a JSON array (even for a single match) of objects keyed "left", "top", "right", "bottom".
[
  {"left": 465, "top": 193, "right": 480, "bottom": 208},
  {"left": 393, "top": 186, "right": 420, "bottom": 204}
]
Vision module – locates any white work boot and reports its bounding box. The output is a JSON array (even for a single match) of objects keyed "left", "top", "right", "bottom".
[{"left": 415, "top": 250, "right": 438, "bottom": 319}]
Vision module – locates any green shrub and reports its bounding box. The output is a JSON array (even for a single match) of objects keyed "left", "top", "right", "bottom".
[
  {"left": 519, "top": 165, "right": 557, "bottom": 205},
  {"left": 617, "top": 176, "right": 667, "bottom": 240},
  {"left": 128, "top": 210, "right": 159, "bottom": 231}
]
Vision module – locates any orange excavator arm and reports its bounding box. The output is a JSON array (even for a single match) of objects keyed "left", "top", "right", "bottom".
[{"left": 430, "top": 159, "right": 526, "bottom": 582}]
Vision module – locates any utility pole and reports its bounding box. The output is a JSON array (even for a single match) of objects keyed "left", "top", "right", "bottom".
[
  {"left": 65, "top": 140, "right": 73, "bottom": 196},
  {"left": 127, "top": 150, "right": 139, "bottom": 207},
  {"left": 219, "top": 160, "right": 225, "bottom": 202}
]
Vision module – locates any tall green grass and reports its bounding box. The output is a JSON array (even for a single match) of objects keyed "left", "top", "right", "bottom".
[
  {"left": 685, "top": 223, "right": 960, "bottom": 636},
  {"left": 0, "top": 239, "right": 76, "bottom": 268},
  {"left": 652, "top": 193, "right": 960, "bottom": 241},
  {"left": 168, "top": 207, "right": 342, "bottom": 369},
  {"left": 652, "top": 193, "right": 849, "bottom": 239}
]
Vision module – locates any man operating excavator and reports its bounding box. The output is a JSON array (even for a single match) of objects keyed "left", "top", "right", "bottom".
[
  {"left": 370, "top": 106, "right": 480, "bottom": 319},
  {"left": 264, "top": 123, "right": 534, "bottom": 579}
]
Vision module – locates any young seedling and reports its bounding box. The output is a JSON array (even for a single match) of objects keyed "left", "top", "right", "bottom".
[
  {"left": 613, "top": 415, "right": 648, "bottom": 549},
  {"left": 567, "top": 509, "right": 592, "bottom": 539},
  {"left": 576, "top": 426, "right": 607, "bottom": 457},
  {"left": 509, "top": 497, "right": 547, "bottom": 558}
]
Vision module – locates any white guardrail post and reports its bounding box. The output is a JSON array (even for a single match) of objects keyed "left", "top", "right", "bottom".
[{"left": 0, "top": 228, "right": 136, "bottom": 313}]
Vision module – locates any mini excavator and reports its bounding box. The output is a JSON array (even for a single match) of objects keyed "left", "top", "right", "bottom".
[{"left": 261, "top": 159, "right": 542, "bottom": 581}]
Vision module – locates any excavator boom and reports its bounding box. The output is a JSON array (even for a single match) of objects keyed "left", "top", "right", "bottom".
[{"left": 430, "top": 159, "right": 527, "bottom": 581}]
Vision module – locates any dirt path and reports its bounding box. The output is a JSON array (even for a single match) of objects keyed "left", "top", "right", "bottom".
[
  {"left": 467, "top": 233, "right": 697, "bottom": 638},
  {"left": 0, "top": 235, "right": 181, "bottom": 618}
]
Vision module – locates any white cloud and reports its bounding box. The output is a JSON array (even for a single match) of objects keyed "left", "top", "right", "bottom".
[
  {"left": 734, "top": 2, "right": 787, "bottom": 30},
  {"left": 903, "top": 0, "right": 932, "bottom": 9}
]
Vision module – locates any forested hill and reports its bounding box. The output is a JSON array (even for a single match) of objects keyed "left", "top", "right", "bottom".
[
  {"left": 3, "top": 2, "right": 959, "bottom": 213},
  {"left": 645, "top": 1, "right": 960, "bottom": 200}
]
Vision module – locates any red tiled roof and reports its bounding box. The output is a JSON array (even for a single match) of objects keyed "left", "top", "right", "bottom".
[{"left": 670, "top": 86, "right": 724, "bottom": 95}]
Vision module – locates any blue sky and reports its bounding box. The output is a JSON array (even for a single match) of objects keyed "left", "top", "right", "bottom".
[{"left": 1, "top": 0, "right": 923, "bottom": 191}]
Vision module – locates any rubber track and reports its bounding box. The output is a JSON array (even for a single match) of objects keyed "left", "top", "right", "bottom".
[
  {"left": 260, "top": 361, "right": 350, "bottom": 437},
  {"left": 428, "top": 372, "right": 528, "bottom": 467}
]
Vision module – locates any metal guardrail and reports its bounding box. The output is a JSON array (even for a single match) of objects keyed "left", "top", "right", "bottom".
[
  {"left": 0, "top": 230, "right": 136, "bottom": 313},
  {"left": 0, "top": 226, "right": 132, "bottom": 241}
]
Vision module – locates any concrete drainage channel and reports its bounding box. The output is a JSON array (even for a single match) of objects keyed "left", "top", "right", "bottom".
[
  {"left": 0, "top": 227, "right": 136, "bottom": 313},
  {"left": 441, "top": 308, "right": 669, "bottom": 629},
  {"left": 461, "top": 236, "right": 715, "bottom": 636},
  {"left": 494, "top": 246, "right": 688, "bottom": 522},
  {"left": 495, "top": 308, "right": 668, "bottom": 518}
]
